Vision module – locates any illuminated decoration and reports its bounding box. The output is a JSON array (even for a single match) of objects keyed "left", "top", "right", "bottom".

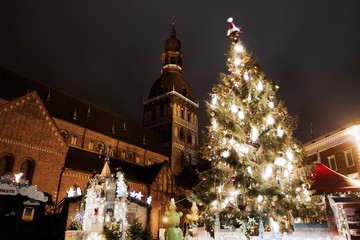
[
  {"left": 192, "top": 17, "right": 320, "bottom": 238},
  {"left": 135, "top": 191, "right": 143, "bottom": 200},
  {"left": 130, "top": 190, "right": 137, "bottom": 198},
  {"left": 274, "top": 157, "right": 286, "bottom": 167},
  {"left": 230, "top": 104, "right": 238, "bottom": 113},
  {"left": 80, "top": 159, "right": 128, "bottom": 238},
  {"left": 238, "top": 110, "right": 245, "bottom": 119},
  {"left": 0, "top": 172, "right": 48, "bottom": 202},
  {"left": 266, "top": 116, "right": 274, "bottom": 125},
  {"left": 146, "top": 196, "right": 152, "bottom": 205},
  {"left": 14, "top": 172, "right": 23, "bottom": 183}
]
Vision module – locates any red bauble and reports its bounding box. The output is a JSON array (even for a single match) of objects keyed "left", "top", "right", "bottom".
[
  {"left": 230, "top": 176, "right": 236, "bottom": 182},
  {"left": 202, "top": 176, "right": 207, "bottom": 181}
]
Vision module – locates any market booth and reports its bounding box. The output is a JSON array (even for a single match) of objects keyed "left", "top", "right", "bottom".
[
  {"left": 0, "top": 174, "right": 53, "bottom": 240},
  {"left": 310, "top": 163, "right": 360, "bottom": 240}
]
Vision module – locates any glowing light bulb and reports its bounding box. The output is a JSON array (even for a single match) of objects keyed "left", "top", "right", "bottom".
[
  {"left": 284, "top": 169, "right": 289, "bottom": 178},
  {"left": 286, "top": 150, "right": 294, "bottom": 161},
  {"left": 274, "top": 157, "right": 286, "bottom": 166},
  {"left": 234, "top": 58, "right": 242, "bottom": 66},
  {"left": 251, "top": 126, "right": 259, "bottom": 141},
  {"left": 212, "top": 121, "right": 218, "bottom": 130},
  {"left": 277, "top": 126, "right": 284, "bottom": 137},
  {"left": 238, "top": 110, "right": 245, "bottom": 119},
  {"left": 269, "top": 101, "right": 274, "bottom": 108},
  {"left": 244, "top": 72, "right": 249, "bottom": 81},
  {"left": 263, "top": 166, "right": 273, "bottom": 178},
  {"left": 257, "top": 195, "right": 264, "bottom": 203},
  {"left": 266, "top": 116, "right": 274, "bottom": 125},
  {"left": 257, "top": 82, "right": 263, "bottom": 91},
  {"left": 235, "top": 44, "right": 244, "bottom": 53},
  {"left": 222, "top": 150, "right": 230, "bottom": 158},
  {"left": 230, "top": 104, "right": 238, "bottom": 113},
  {"left": 212, "top": 95, "right": 217, "bottom": 105},
  {"left": 247, "top": 166, "right": 252, "bottom": 174}
]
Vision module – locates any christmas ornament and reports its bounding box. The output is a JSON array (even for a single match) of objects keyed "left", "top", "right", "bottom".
[{"left": 227, "top": 17, "right": 243, "bottom": 38}]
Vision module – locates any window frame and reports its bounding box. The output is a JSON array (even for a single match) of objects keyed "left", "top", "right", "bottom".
[
  {"left": 344, "top": 149, "right": 355, "bottom": 167},
  {"left": 328, "top": 155, "right": 337, "bottom": 171}
]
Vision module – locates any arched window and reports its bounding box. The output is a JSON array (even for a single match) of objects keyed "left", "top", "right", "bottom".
[
  {"left": 70, "top": 135, "right": 77, "bottom": 145},
  {"left": 0, "top": 155, "right": 14, "bottom": 176},
  {"left": 179, "top": 128, "right": 184, "bottom": 140},
  {"left": 174, "top": 127, "right": 179, "bottom": 138},
  {"left": 20, "top": 159, "right": 35, "bottom": 184},
  {"left": 88, "top": 140, "right": 94, "bottom": 150},
  {"left": 177, "top": 105, "right": 181, "bottom": 116},
  {"left": 180, "top": 108, "right": 184, "bottom": 119},
  {"left": 187, "top": 132, "right": 192, "bottom": 144}
]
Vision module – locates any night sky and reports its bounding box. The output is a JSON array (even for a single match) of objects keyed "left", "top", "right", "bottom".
[{"left": 1, "top": 1, "right": 360, "bottom": 143}]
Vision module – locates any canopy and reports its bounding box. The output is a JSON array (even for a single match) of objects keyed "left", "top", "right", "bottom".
[{"left": 310, "top": 163, "right": 360, "bottom": 193}]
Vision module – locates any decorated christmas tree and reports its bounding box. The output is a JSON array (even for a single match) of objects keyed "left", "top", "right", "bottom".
[{"left": 192, "top": 18, "right": 322, "bottom": 237}]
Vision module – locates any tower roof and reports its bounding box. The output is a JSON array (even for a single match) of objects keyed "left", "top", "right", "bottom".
[
  {"left": 164, "top": 22, "right": 181, "bottom": 52},
  {"left": 148, "top": 21, "right": 195, "bottom": 102},
  {"left": 148, "top": 71, "right": 194, "bottom": 101}
]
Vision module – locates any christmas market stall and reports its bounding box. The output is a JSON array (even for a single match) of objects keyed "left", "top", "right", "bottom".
[
  {"left": 0, "top": 172, "right": 53, "bottom": 239},
  {"left": 310, "top": 163, "right": 360, "bottom": 239}
]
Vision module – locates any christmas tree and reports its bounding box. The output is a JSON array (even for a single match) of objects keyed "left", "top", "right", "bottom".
[{"left": 192, "top": 18, "right": 321, "bottom": 236}]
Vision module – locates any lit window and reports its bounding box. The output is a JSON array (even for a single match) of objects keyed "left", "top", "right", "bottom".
[
  {"left": 70, "top": 135, "right": 77, "bottom": 145},
  {"left": 88, "top": 140, "right": 94, "bottom": 150},
  {"left": 344, "top": 150, "right": 355, "bottom": 167},
  {"left": 328, "top": 155, "right": 337, "bottom": 170}
]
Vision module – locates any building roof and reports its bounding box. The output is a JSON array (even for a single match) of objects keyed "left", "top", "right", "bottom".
[
  {"left": 0, "top": 65, "right": 168, "bottom": 156},
  {"left": 65, "top": 147, "right": 166, "bottom": 184}
]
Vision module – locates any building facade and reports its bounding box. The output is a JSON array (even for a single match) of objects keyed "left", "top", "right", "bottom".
[
  {"left": 303, "top": 122, "right": 360, "bottom": 179},
  {"left": 0, "top": 23, "right": 199, "bottom": 239}
]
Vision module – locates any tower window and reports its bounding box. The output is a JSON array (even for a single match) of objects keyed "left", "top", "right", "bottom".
[
  {"left": 187, "top": 132, "right": 192, "bottom": 144},
  {"left": 179, "top": 129, "right": 184, "bottom": 140},
  {"left": 180, "top": 108, "right": 184, "bottom": 119}
]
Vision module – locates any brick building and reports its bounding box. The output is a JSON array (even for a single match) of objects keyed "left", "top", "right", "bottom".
[
  {"left": 303, "top": 122, "right": 360, "bottom": 179},
  {"left": 0, "top": 23, "right": 202, "bottom": 239}
]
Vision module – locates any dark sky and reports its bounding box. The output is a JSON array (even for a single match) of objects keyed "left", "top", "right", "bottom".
[{"left": 1, "top": 1, "right": 360, "bottom": 143}]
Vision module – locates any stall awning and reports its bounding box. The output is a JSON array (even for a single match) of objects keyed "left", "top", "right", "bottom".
[{"left": 310, "top": 163, "right": 360, "bottom": 193}]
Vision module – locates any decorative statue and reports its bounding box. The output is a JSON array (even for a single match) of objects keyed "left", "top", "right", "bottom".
[
  {"left": 165, "top": 198, "right": 184, "bottom": 240},
  {"left": 186, "top": 202, "right": 199, "bottom": 227}
]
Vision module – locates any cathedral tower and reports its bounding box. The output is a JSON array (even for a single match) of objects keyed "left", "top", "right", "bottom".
[{"left": 143, "top": 22, "right": 199, "bottom": 176}]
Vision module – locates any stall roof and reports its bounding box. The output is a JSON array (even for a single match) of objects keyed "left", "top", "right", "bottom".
[{"left": 310, "top": 163, "right": 360, "bottom": 193}]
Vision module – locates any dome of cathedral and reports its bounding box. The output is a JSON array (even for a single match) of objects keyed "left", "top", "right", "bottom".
[
  {"left": 148, "top": 71, "right": 194, "bottom": 101},
  {"left": 164, "top": 24, "right": 181, "bottom": 52},
  {"left": 165, "top": 35, "right": 181, "bottom": 52}
]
